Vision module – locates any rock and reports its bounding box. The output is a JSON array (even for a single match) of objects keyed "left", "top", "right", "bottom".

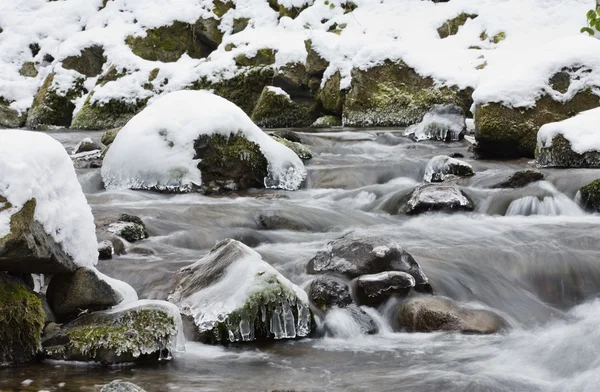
[
  {"left": 304, "top": 40, "right": 328, "bottom": 76},
  {"left": 167, "top": 239, "right": 312, "bottom": 343},
  {"left": 126, "top": 22, "right": 212, "bottom": 62},
  {"left": 475, "top": 72, "right": 600, "bottom": 158},
  {"left": 323, "top": 305, "right": 379, "bottom": 336},
  {"left": 578, "top": 179, "right": 600, "bottom": 212},
  {"left": 0, "top": 272, "right": 45, "bottom": 366},
  {"left": 317, "top": 72, "right": 345, "bottom": 116},
  {"left": 193, "top": 17, "right": 224, "bottom": 50},
  {"left": 0, "top": 198, "right": 79, "bottom": 274},
  {"left": 62, "top": 45, "right": 106, "bottom": 77},
  {"left": 492, "top": 169, "right": 544, "bottom": 189},
  {"left": 423, "top": 155, "right": 474, "bottom": 183},
  {"left": 308, "top": 276, "right": 353, "bottom": 312},
  {"left": 396, "top": 296, "right": 505, "bottom": 334},
  {"left": 101, "top": 128, "right": 121, "bottom": 146},
  {"left": 272, "top": 62, "right": 307, "bottom": 96},
  {"left": 71, "top": 94, "right": 146, "bottom": 130},
  {"left": 352, "top": 271, "right": 415, "bottom": 307},
  {"left": 259, "top": 212, "right": 308, "bottom": 231},
  {"left": 101, "top": 381, "right": 147, "bottom": 392},
  {"left": 0, "top": 98, "right": 26, "bottom": 128},
  {"left": 107, "top": 214, "right": 149, "bottom": 243},
  {"left": 311, "top": 115, "right": 342, "bottom": 128},
  {"left": 536, "top": 132, "right": 600, "bottom": 168},
  {"left": 343, "top": 60, "right": 472, "bottom": 127},
  {"left": 403, "top": 183, "right": 474, "bottom": 215},
  {"left": 71, "top": 149, "right": 103, "bottom": 169},
  {"left": 25, "top": 73, "right": 85, "bottom": 129},
  {"left": 74, "top": 137, "right": 102, "bottom": 154},
  {"left": 235, "top": 49, "right": 277, "bottom": 67},
  {"left": 404, "top": 104, "right": 467, "bottom": 142},
  {"left": 42, "top": 301, "right": 180, "bottom": 364},
  {"left": 437, "top": 13, "right": 478, "bottom": 38},
  {"left": 272, "top": 135, "right": 312, "bottom": 161},
  {"left": 98, "top": 240, "right": 114, "bottom": 260},
  {"left": 251, "top": 86, "right": 315, "bottom": 128},
  {"left": 18, "top": 62, "right": 38, "bottom": 78},
  {"left": 307, "top": 235, "right": 428, "bottom": 284},
  {"left": 271, "top": 129, "right": 304, "bottom": 144},
  {"left": 46, "top": 267, "right": 124, "bottom": 321}
]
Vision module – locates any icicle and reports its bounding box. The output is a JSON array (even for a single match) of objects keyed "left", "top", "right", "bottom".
[
  {"left": 270, "top": 304, "right": 284, "bottom": 339},
  {"left": 240, "top": 319, "right": 252, "bottom": 341},
  {"left": 282, "top": 301, "right": 297, "bottom": 338},
  {"left": 296, "top": 302, "right": 311, "bottom": 337}
]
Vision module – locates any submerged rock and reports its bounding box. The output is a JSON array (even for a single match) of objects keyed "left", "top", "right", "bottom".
[
  {"left": 403, "top": 183, "right": 474, "bottom": 215},
  {"left": 396, "top": 296, "right": 505, "bottom": 334},
  {"left": 423, "top": 155, "right": 474, "bottom": 183},
  {"left": 492, "top": 169, "right": 544, "bottom": 189},
  {"left": 46, "top": 267, "right": 124, "bottom": 321},
  {"left": 352, "top": 271, "right": 415, "bottom": 307},
  {"left": 168, "top": 239, "right": 312, "bottom": 344},
  {"left": 0, "top": 273, "right": 45, "bottom": 366},
  {"left": 42, "top": 301, "right": 179, "bottom": 364},
  {"left": 101, "top": 381, "right": 147, "bottom": 392},
  {"left": 404, "top": 105, "right": 467, "bottom": 142},
  {"left": 578, "top": 179, "right": 600, "bottom": 212},
  {"left": 307, "top": 235, "right": 428, "bottom": 285}
]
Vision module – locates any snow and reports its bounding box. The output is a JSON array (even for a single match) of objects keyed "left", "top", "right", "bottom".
[
  {"left": 266, "top": 86, "right": 290, "bottom": 99},
  {"left": 1, "top": 0, "right": 598, "bottom": 115},
  {"left": 0, "top": 130, "right": 98, "bottom": 267},
  {"left": 101, "top": 90, "right": 306, "bottom": 191},
  {"left": 537, "top": 107, "right": 600, "bottom": 154}
]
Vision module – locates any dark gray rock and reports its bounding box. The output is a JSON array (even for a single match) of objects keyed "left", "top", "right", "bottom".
[
  {"left": 423, "top": 155, "right": 474, "bottom": 183},
  {"left": 307, "top": 235, "right": 428, "bottom": 285},
  {"left": 396, "top": 296, "right": 505, "bottom": 334},
  {"left": 492, "top": 169, "right": 544, "bottom": 189},
  {"left": 352, "top": 271, "right": 415, "bottom": 307},
  {"left": 62, "top": 45, "right": 106, "bottom": 77},
  {"left": 46, "top": 267, "right": 123, "bottom": 321},
  {"left": 101, "top": 381, "right": 147, "bottom": 392},
  {"left": 97, "top": 214, "right": 149, "bottom": 243},
  {"left": 308, "top": 276, "right": 353, "bottom": 312},
  {"left": 403, "top": 183, "right": 474, "bottom": 215},
  {"left": 98, "top": 240, "right": 114, "bottom": 260}
]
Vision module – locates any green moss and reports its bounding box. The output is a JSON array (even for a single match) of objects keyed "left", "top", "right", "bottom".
[
  {"left": 475, "top": 90, "right": 600, "bottom": 158},
  {"left": 437, "top": 13, "right": 478, "bottom": 38},
  {"left": 191, "top": 67, "right": 275, "bottom": 115},
  {"left": 0, "top": 273, "right": 45, "bottom": 365},
  {"left": 579, "top": 179, "right": 600, "bottom": 212},
  {"left": 148, "top": 68, "right": 160, "bottom": 82},
  {"left": 492, "top": 31, "right": 506, "bottom": 44},
  {"left": 1, "top": 199, "right": 36, "bottom": 243},
  {"left": 233, "top": 17, "right": 250, "bottom": 33},
  {"left": 317, "top": 71, "right": 345, "bottom": 116},
  {"left": 101, "top": 128, "right": 120, "bottom": 146},
  {"left": 213, "top": 0, "right": 234, "bottom": 18},
  {"left": 71, "top": 93, "right": 148, "bottom": 130},
  {"left": 272, "top": 135, "right": 313, "bottom": 160},
  {"left": 235, "top": 48, "right": 277, "bottom": 67},
  {"left": 126, "top": 21, "right": 211, "bottom": 62},
  {"left": 343, "top": 60, "right": 473, "bottom": 127},
  {"left": 0, "top": 98, "right": 25, "bottom": 128},
  {"left": 251, "top": 86, "right": 316, "bottom": 128},
  {"left": 536, "top": 134, "right": 600, "bottom": 168}
]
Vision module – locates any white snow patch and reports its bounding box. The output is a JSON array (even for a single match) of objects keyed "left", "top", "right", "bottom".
[
  {"left": 266, "top": 86, "right": 290, "bottom": 99},
  {"left": 537, "top": 107, "right": 600, "bottom": 154}
]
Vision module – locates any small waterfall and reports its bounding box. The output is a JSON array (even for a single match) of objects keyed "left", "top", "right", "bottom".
[
  {"left": 506, "top": 194, "right": 584, "bottom": 216},
  {"left": 323, "top": 308, "right": 367, "bottom": 338}
]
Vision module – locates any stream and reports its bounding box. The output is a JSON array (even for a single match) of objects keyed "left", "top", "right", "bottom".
[{"left": 2, "top": 128, "right": 600, "bottom": 392}]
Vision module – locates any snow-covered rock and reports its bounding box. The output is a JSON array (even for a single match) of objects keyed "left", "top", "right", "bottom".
[
  {"left": 403, "top": 183, "right": 474, "bottom": 215},
  {"left": 351, "top": 271, "right": 415, "bottom": 307},
  {"left": 423, "top": 155, "right": 474, "bottom": 183},
  {"left": 404, "top": 105, "right": 467, "bottom": 142},
  {"left": 0, "top": 130, "right": 98, "bottom": 274},
  {"left": 167, "top": 239, "right": 312, "bottom": 343},
  {"left": 101, "top": 90, "right": 306, "bottom": 192},
  {"left": 537, "top": 108, "right": 600, "bottom": 168}
]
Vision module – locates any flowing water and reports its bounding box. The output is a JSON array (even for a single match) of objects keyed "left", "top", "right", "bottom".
[{"left": 3, "top": 128, "right": 600, "bottom": 392}]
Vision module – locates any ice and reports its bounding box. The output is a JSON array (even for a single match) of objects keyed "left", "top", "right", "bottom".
[
  {"left": 404, "top": 105, "right": 466, "bottom": 142},
  {"left": 423, "top": 155, "right": 473, "bottom": 183},
  {"left": 102, "top": 90, "right": 306, "bottom": 192},
  {"left": 537, "top": 108, "right": 600, "bottom": 154}
]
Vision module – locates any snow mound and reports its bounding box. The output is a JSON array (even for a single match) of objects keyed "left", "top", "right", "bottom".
[
  {"left": 537, "top": 107, "right": 600, "bottom": 154},
  {"left": 101, "top": 90, "right": 306, "bottom": 192},
  {"left": 0, "top": 129, "right": 98, "bottom": 267}
]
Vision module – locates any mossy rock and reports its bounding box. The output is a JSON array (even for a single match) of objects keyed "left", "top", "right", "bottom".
[
  {"left": 0, "top": 273, "right": 45, "bottom": 366},
  {"left": 251, "top": 86, "right": 316, "bottom": 128},
  {"left": 126, "top": 21, "right": 212, "bottom": 62},
  {"left": 437, "top": 13, "right": 478, "bottom": 39},
  {"left": 272, "top": 135, "right": 312, "bottom": 160},
  {"left": 233, "top": 17, "right": 250, "bottom": 33},
  {"left": 42, "top": 303, "right": 177, "bottom": 364},
  {"left": 192, "top": 17, "right": 223, "bottom": 49},
  {"left": 305, "top": 40, "right": 328, "bottom": 76},
  {"left": 536, "top": 134, "right": 600, "bottom": 168},
  {"left": 62, "top": 45, "right": 106, "bottom": 77},
  {"left": 273, "top": 62, "right": 307, "bottom": 93},
  {"left": 235, "top": 48, "right": 277, "bottom": 67},
  {"left": 212, "top": 0, "right": 235, "bottom": 18},
  {"left": 0, "top": 98, "right": 26, "bottom": 128},
  {"left": 476, "top": 91, "right": 600, "bottom": 158},
  {"left": 19, "top": 62, "right": 38, "bottom": 78},
  {"left": 194, "top": 132, "right": 269, "bottom": 193},
  {"left": 101, "top": 128, "right": 120, "bottom": 146},
  {"left": 97, "top": 65, "right": 127, "bottom": 85},
  {"left": 25, "top": 73, "right": 85, "bottom": 129},
  {"left": 191, "top": 67, "right": 275, "bottom": 115},
  {"left": 579, "top": 179, "right": 600, "bottom": 212},
  {"left": 71, "top": 93, "right": 147, "bottom": 130},
  {"left": 267, "top": 0, "right": 309, "bottom": 19},
  {"left": 311, "top": 115, "right": 341, "bottom": 128},
  {"left": 317, "top": 71, "right": 345, "bottom": 116},
  {"left": 343, "top": 60, "right": 473, "bottom": 127}
]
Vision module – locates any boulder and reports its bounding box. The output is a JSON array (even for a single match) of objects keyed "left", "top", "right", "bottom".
[
  {"left": 423, "top": 155, "right": 474, "bottom": 183},
  {"left": 404, "top": 104, "right": 467, "bottom": 142},
  {"left": 578, "top": 179, "right": 600, "bottom": 212},
  {"left": 251, "top": 86, "right": 315, "bottom": 128},
  {"left": 307, "top": 235, "right": 428, "bottom": 285},
  {"left": 437, "top": 13, "right": 478, "bottom": 38},
  {"left": 0, "top": 273, "right": 45, "bottom": 366},
  {"left": 343, "top": 61, "right": 472, "bottom": 127},
  {"left": 271, "top": 135, "right": 312, "bottom": 161},
  {"left": 46, "top": 267, "right": 124, "bottom": 321},
  {"left": 101, "top": 381, "right": 147, "bottom": 392},
  {"left": 492, "top": 169, "right": 544, "bottom": 189},
  {"left": 317, "top": 72, "right": 345, "bottom": 116},
  {"left": 167, "top": 239, "right": 312, "bottom": 343},
  {"left": 101, "top": 128, "right": 121, "bottom": 146},
  {"left": 71, "top": 94, "right": 147, "bottom": 130},
  {"left": 403, "top": 183, "right": 474, "bottom": 215},
  {"left": 42, "top": 301, "right": 180, "bottom": 364},
  {"left": 304, "top": 40, "right": 328, "bottom": 77},
  {"left": 0, "top": 98, "right": 26, "bottom": 128},
  {"left": 352, "top": 271, "right": 415, "bottom": 307},
  {"left": 396, "top": 296, "right": 505, "bottom": 334},
  {"left": 25, "top": 73, "right": 85, "bottom": 129},
  {"left": 74, "top": 137, "right": 102, "bottom": 154},
  {"left": 62, "top": 45, "right": 106, "bottom": 77}
]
